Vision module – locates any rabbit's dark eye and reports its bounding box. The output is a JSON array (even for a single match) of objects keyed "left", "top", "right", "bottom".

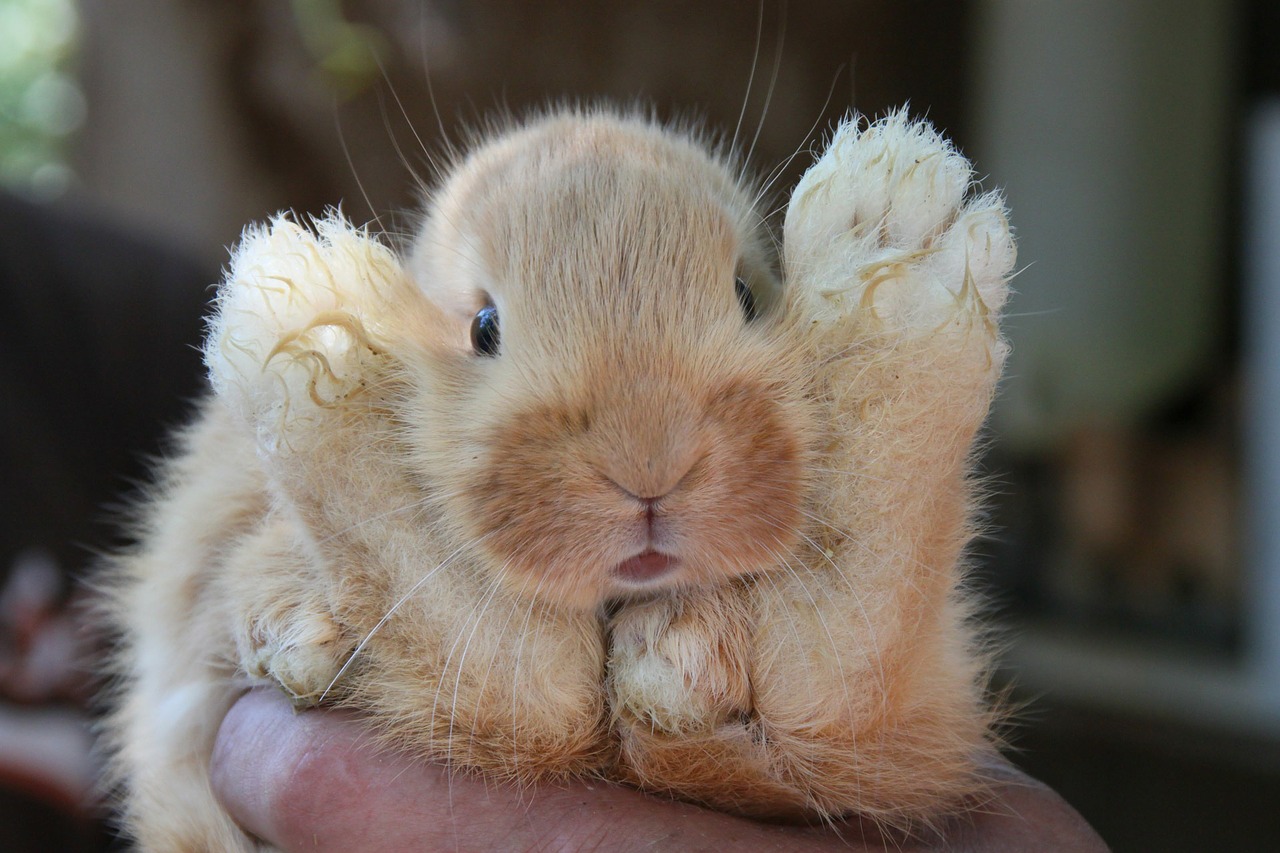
[
  {"left": 735, "top": 276, "right": 759, "bottom": 322},
  {"left": 471, "top": 304, "right": 500, "bottom": 356}
]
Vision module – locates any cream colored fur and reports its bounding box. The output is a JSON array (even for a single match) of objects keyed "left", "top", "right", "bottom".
[{"left": 103, "top": 108, "right": 1015, "bottom": 850}]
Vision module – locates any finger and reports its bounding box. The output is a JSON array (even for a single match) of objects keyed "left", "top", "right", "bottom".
[
  {"left": 209, "top": 688, "right": 624, "bottom": 851},
  {"left": 210, "top": 687, "right": 492, "bottom": 851},
  {"left": 209, "top": 689, "right": 873, "bottom": 852}
]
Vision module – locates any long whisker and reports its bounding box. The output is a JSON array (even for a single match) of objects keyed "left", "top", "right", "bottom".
[
  {"left": 374, "top": 84, "right": 428, "bottom": 192},
  {"left": 770, "top": 544, "right": 861, "bottom": 766},
  {"left": 463, "top": 557, "right": 542, "bottom": 768},
  {"left": 791, "top": 525, "right": 884, "bottom": 675},
  {"left": 749, "top": 544, "right": 813, "bottom": 681},
  {"left": 319, "top": 535, "right": 483, "bottom": 701},
  {"left": 797, "top": 505, "right": 932, "bottom": 583},
  {"left": 808, "top": 466, "right": 895, "bottom": 485},
  {"left": 426, "top": 550, "right": 509, "bottom": 736},
  {"left": 432, "top": 560, "right": 514, "bottom": 822},
  {"left": 334, "top": 106, "right": 383, "bottom": 232},
  {"left": 314, "top": 496, "right": 430, "bottom": 545},
  {"left": 416, "top": 4, "right": 452, "bottom": 149},
  {"left": 730, "top": 0, "right": 766, "bottom": 159},
  {"left": 372, "top": 49, "right": 440, "bottom": 177},
  {"left": 743, "top": 0, "right": 787, "bottom": 171},
  {"left": 445, "top": 560, "right": 512, "bottom": 767},
  {"left": 752, "top": 63, "right": 845, "bottom": 216},
  {"left": 508, "top": 568, "right": 551, "bottom": 781},
  {"left": 756, "top": 527, "right": 871, "bottom": 807}
]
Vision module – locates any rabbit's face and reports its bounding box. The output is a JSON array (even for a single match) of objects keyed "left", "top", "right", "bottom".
[{"left": 403, "top": 112, "right": 816, "bottom": 609}]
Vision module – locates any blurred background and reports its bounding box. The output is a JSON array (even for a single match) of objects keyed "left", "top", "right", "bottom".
[{"left": 1, "top": 0, "right": 1277, "bottom": 850}]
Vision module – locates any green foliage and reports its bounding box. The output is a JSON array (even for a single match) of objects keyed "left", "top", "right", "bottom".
[
  {"left": 0, "top": 0, "right": 81, "bottom": 199},
  {"left": 291, "top": 0, "right": 389, "bottom": 100}
]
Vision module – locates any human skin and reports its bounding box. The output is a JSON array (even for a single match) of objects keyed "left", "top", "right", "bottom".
[{"left": 210, "top": 689, "right": 1108, "bottom": 852}]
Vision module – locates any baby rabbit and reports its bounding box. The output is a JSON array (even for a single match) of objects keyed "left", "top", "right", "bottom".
[{"left": 102, "top": 106, "right": 1015, "bottom": 851}]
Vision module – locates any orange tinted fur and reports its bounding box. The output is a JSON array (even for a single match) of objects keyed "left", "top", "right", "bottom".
[{"left": 101, "top": 107, "right": 1015, "bottom": 850}]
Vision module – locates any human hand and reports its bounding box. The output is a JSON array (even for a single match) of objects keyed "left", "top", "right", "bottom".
[{"left": 210, "top": 689, "right": 1106, "bottom": 852}]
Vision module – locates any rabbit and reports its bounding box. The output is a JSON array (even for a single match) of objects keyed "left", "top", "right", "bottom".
[{"left": 100, "top": 105, "right": 1015, "bottom": 851}]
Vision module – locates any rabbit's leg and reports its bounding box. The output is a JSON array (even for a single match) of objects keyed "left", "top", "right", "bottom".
[
  {"left": 205, "top": 214, "right": 414, "bottom": 709},
  {"left": 741, "top": 112, "right": 1016, "bottom": 825},
  {"left": 227, "top": 483, "right": 613, "bottom": 782},
  {"left": 228, "top": 516, "right": 352, "bottom": 707}
]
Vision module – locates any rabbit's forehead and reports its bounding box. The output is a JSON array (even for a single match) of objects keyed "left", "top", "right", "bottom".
[
  {"left": 466, "top": 122, "right": 751, "bottom": 277},
  {"left": 490, "top": 181, "right": 742, "bottom": 347},
  {"left": 478, "top": 148, "right": 752, "bottom": 302},
  {"left": 502, "top": 173, "right": 738, "bottom": 286},
  {"left": 413, "top": 115, "right": 768, "bottom": 349}
]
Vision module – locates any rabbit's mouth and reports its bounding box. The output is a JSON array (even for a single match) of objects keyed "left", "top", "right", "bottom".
[{"left": 612, "top": 550, "right": 680, "bottom": 585}]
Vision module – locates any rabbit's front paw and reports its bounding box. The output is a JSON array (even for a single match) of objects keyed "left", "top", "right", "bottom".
[
  {"left": 228, "top": 519, "right": 353, "bottom": 707},
  {"left": 607, "top": 586, "right": 753, "bottom": 735},
  {"left": 785, "top": 112, "right": 1014, "bottom": 355},
  {"left": 606, "top": 584, "right": 814, "bottom": 816},
  {"left": 241, "top": 608, "right": 349, "bottom": 708}
]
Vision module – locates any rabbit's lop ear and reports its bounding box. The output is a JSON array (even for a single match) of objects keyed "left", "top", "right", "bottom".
[{"left": 205, "top": 213, "right": 432, "bottom": 450}]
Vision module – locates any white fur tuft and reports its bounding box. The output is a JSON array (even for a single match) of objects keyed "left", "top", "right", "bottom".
[
  {"left": 784, "top": 112, "right": 1014, "bottom": 332},
  {"left": 205, "top": 213, "right": 406, "bottom": 451}
]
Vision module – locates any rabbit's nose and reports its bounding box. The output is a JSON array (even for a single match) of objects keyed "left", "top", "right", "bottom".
[{"left": 602, "top": 465, "right": 693, "bottom": 506}]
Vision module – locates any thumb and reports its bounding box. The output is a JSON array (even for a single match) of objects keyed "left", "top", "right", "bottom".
[
  {"left": 208, "top": 688, "right": 583, "bottom": 851},
  {"left": 209, "top": 688, "right": 443, "bottom": 850}
]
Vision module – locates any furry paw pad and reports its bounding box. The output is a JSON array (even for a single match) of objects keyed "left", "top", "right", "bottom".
[
  {"left": 205, "top": 213, "right": 404, "bottom": 449},
  {"left": 784, "top": 112, "right": 1015, "bottom": 338}
]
